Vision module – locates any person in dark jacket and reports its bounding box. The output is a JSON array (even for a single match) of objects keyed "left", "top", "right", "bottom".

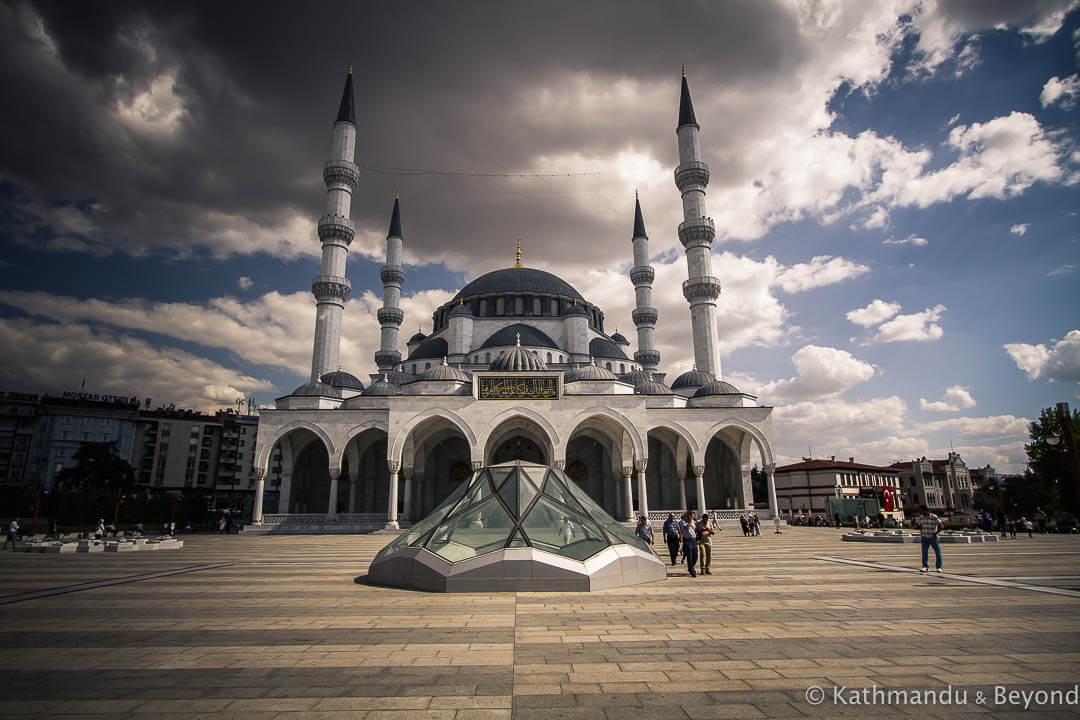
[{"left": 662, "top": 513, "right": 680, "bottom": 565}]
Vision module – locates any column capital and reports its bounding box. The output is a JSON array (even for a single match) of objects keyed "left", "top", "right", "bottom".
[
  {"left": 622, "top": 465, "right": 633, "bottom": 478},
  {"left": 554, "top": 460, "right": 565, "bottom": 471},
  {"left": 693, "top": 465, "right": 704, "bottom": 477},
  {"left": 387, "top": 459, "right": 401, "bottom": 474},
  {"left": 471, "top": 460, "right": 483, "bottom": 471},
  {"left": 633, "top": 458, "right": 648, "bottom": 473},
  {"left": 328, "top": 466, "right": 342, "bottom": 480},
  {"left": 763, "top": 463, "right": 776, "bottom": 474}
]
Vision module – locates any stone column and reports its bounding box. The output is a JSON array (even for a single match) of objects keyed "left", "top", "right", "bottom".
[
  {"left": 765, "top": 464, "right": 778, "bottom": 519},
  {"left": 327, "top": 468, "right": 340, "bottom": 520},
  {"left": 252, "top": 470, "right": 266, "bottom": 524},
  {"left": 402, "top": 473, "right": 413, "bottom": 522},
  {"left": 347, "top": 477, "right": 357, "bottom": 513},
  {"left": 694, "top": 465, "right": 706, "bottom": 515},
  {"left": 385, "top": 459, "right": 400, "bottom": 530},
  {"left": 472, "top": 460, "right": 483, "bottom": 471},
  {"left": 634, "top": 458, "right": 649, "bottom": 519},
  {"left": 622, "top": 466, "right": 634, "bottom": 522},
  {"left": 678, "top": 476, "right": 688, "bottom": 513},
  {"left": 279, "top": 472, "right": 292, "bottom": 514}
]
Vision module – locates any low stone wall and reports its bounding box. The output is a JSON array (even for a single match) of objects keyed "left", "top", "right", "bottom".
[
  {"left": 842, "top": 530, "right": 999, "bottom": 543},
  {"left": 13, "top": 537, "right": 184, "bottom": 553}
]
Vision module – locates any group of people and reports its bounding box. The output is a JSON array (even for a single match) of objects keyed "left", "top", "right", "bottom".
[
  {"left": 737, "top": 513, "right": 760, "bottom": 536},
  {"left": 636, "top": 511, "right": 717, "bottom": 578}
]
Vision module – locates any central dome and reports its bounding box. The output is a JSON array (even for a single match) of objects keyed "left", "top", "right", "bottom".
[{"left": 452, "top": 267, "right": 585, "bottom": 304}]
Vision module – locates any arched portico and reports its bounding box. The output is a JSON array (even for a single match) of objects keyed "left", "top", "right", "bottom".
[
  {"left": 401, "top": 415, "right": 473, "bottom": 521},
  {"left": 483, "top": 414, "right": 555, "bottom": 466},
  {"left": 564, "top": 414, "right": 636, "bottom": 519},
  {"left": 698, "top": 420, "right": 774, "bottom": 515}
]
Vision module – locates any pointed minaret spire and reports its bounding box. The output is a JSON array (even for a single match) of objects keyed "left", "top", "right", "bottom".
[
  {"left": 514, "top": 238, "right": 523, "bottom": 268},
  {"left": 675, "top": 67, "right": 722, "bottom": 379},
  {"left": 336, "top": 66, "right": 356, "bottom": 125},
  {"left": 308, "top": 68, "right": 359, "bottom": 382},
  {"left": 376, "top": 196, "right": 405, "bottom": 371},
  {"left": 630, "top": 194, "right": 659, "bottom": 372},
  {"left": 678, "top": 66, "right": 697, "bottom": 128}
]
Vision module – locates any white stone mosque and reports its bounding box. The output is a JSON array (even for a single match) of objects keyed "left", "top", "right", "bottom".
[{"left": 251, "top": 67, "right": 777, "bottom": 532}]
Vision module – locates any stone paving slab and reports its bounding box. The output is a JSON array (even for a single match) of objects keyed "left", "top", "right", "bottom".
[{"left": 0, "top": 529, "right": 1078, "bottom": 718}]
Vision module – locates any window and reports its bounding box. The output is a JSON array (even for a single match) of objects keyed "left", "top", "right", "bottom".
[
  {"left": 62, "top": 416, "right": 71, "bottom": 424},
  {"left": 606, "top": 362, "right": 612, "bottom": 370},
  {"left": 101, "top": 434, "right": 110, "bottom": 442},
  {"left": 620, "top": 364, "right": 625, "bottom": 374},
  {"left": 412, "top": 364, "right": 417, "bottom": 374},
  {"left": 547, "top": 352, "right": 552, "bottom": 363},
  {"left": 59, "top": 431, "right": 71, "bottom": 440},
  {"left": 162, "top": 423, "right": 170, "bottom": 431},
  {"left": 83, "top": 417, "right": 93, "bottom": 425},
  {"left": 57, "top": 448, "right": 66, "bottom": 458}
]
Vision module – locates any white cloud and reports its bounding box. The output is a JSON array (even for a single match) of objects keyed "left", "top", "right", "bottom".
[
  {"left": 920, "top": 385, "right": 976, "bottom": 412},
  {"left": 237, "top": 276, "right": 253, "bottom": 290},
  {"left": 846, "top": 299, "right": 901, "bottom": 328},
  {"left": 754, "top": 345, "right": 876, "bottom": 402},
  {"left": 883, "top": 234, "right": 929, "bottom": 246},
  {"left": 1004, "top": 330, "right": 1080, "bottom": 383},
  {"left": 1048, "top": 264, "right": 1076, "bottom": 277},
  {"left": 873, "top": 304, "right": 947, "bottom": 343},
  {"left": 917, "top": 415, "right": 1029, "bottom": 439},
  {"left": 774, "top": 255, "right": 871, "bottom": 293},
  {"left": 775, "top": 395, "right": 910, "bottom": 450},
  {"left": 1040, "top": 74, "right": 1080, "bottom": 108},
  {"left": 1010, "top": 223, "right": 1029, "bottom": 236}
]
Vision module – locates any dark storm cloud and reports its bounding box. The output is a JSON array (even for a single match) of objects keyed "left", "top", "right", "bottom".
[{"left": 0, "top": 0, "right": 804, "bottom": 270}]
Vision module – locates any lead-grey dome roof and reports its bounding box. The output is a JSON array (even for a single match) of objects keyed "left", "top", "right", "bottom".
[
  {"left": 692, "top": 379, "right": 742, "bottom": 397},
  {"left": 610, "top": 331, "right": 630, "bottom": 345},
  {"left": 319, "top": 370, "right": 365, "bottom": 391},
  {"left": 489, "top": 336, "right": 549, "bottom": 372},
  {"left": 590, "top": 337, "right": 629, "bottom": 360},
  {"left": 481, "top": 324, "right": 558, "bottom": 350},
  {"left": 289, "top": 380, "right": 342, "bottom": 398},
  {"left": 407, "top": 336, "right": 449, "bottom": 360},
  {"left": 619, "top": 370, "right": 653, "bottom": 386},
  {"left": 363, "top": 375, "right": 401, "bottom": 396},
  {"left": 452, "top": 268, "right": 584, "bottom": 304},
  {"left": 635, "top": 379, "right": 674, "bottom": 396},
  {"left": 408, "top": 331, "right": 427, "bottom": 343},
  {"left": 564, "top": 362, "right": 617, "bottom": 383},
  {"left": 671, "top": 368, "right": 714, "bottom": 390},
  {"left": 420, "top": 358, "right": 470, "bottom": 383}
]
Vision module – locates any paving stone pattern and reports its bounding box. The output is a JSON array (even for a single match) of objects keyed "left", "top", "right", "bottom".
[{"left": 1, "top": 529, "right": 1078, "bottom": 719}]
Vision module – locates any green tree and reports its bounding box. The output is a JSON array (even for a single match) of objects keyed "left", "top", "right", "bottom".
[
  {"left": 750, "top": 465, "right": 767, "bottom": 505},
  {"left": 55, "top": 442, "right": 135, "bottom": 493},
  {"left": 1024, "top": 406, "right": 1080, "bottom": 514}
]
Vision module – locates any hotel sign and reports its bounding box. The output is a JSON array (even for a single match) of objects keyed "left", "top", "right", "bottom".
[{"left": 477, "top": 376, "right": 558, "bottom": 400}]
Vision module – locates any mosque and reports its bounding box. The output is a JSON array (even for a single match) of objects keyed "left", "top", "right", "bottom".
[{"left": 251, "top": 68, "right": 777, "bottom": 531}]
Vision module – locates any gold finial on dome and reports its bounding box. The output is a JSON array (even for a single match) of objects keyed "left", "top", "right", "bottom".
[
  {"left": 681, "top": 63, "right": 686, "bottom": 77},
  {"left": 348, "top": 64, "right": 353, "bottom": 74},
  {"left": 515, "top": 332, "right": 521, "bottom": 346},
  {"left": 395, "top": 192, "right": 399, "bottom": 199},
  {"left": 514, "top": 238, "right": 523, "bottom": 268}
]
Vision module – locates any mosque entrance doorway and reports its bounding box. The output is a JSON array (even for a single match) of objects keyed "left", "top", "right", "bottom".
[
  {"left": 565, "top": 433, "right": 620, "bottom": 518},
  {"left": 491, "top": 436, "right": 546, "bottom": 464},
  {"left": 341, "top": 429, "right": 389, "bottom": 516},
  {"left": 288, "top": 437, "right": 331, "bottom": 514}
]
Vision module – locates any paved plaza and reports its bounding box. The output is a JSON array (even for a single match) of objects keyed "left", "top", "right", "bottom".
[{"left": 1, "top": 528, "right": 1079, "bottom": 719}]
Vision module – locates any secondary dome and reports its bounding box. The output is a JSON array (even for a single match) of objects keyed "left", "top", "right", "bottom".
[
  {"left": 620, "top": 370, "right": 653, "bottom": 386},
  {"left": 320, "top": 370, "right": 365, "bottom": 391},
  {"left": 564, "top": 361, "right": 617, "bottom": 383},
  {"left": 363, "top": 375, "right": 401, "bottom": 396},
  {"left": 452, "top": 267, "right": 584, "bottom": 304},
  {"left": 366, "top": 461, "right": 666, "bottom": 592},
  {"left": 489, "top": 335, "right": 549, "bottom": 372},
  {"left": 693, "top": 379, "right": 743, "bottom": 397},
  {"left": 671, "top": 368, "right": 714, "bottom": 390},
  {"left": 635, "top": 379, "right": 674, "bottom": 396},
  {"left": 421, "top": 358, "right": 470, "bottom": 383},
  {"left": 481, "top": 324, "right": 558, "bottom": 350},
  {"left": 289, "top": 380, "right": 342, "bottom": 398}
]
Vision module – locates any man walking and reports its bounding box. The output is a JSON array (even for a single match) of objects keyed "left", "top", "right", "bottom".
[
  {"left": 662, "top": 513, "right": 680, "bottom": 565},
  {"left": 918, "top": 504, "right": 943, "bottom": 573},
  {"left": 678, "top": 511, "right": 698, "bottom": 578},
  {"left": 5, "top": 517, "right": 18, "bottom": 550}
]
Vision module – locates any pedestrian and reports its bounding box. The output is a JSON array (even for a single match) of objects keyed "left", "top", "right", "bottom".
[
  {"left": 864, "top": 514, "right": 871, "bottom": 530},
  {"left": 997, "top": 511, "right": 1007, "bottom": 538},
  {"left": 4, "top": 517, "right": 18, "bottom": 550},
  {"left": 1023, "top": 517, "right": 1033, "bottom": 538},
  {"left": 854, "top": 514, "right": 861, "bottom": 529},
  {"left": 559, "top": 516, "right": 575, "bottom": 544},
  {"left": 695, "top": 512, "right": 714, "bottom": 575},
  {"left": 918, "top": 504, "right": 943, "bottom": 573},
  {"left": 218, "top": 516, "right": 226, "bottom": 533},
  {"left": 738, "top": 514, "right": 748, "bottom": 536},
  {"left": 834, "top": 513, "right": 841, "bottom": 528},
  {"left": 635, "top": 515, "right": 654, "bottom": 546},
  {"left": 1009, "top": 516, "right": 1017, "bottom": 539},
  {"left": 95, "top": 518, "right": 105, "bottom": 539},
  {"left": 662, "top": 513, "right": 680, "bottom": 565},
  {"left": 225, "top": 515, "right": 233, "bottom": 534},
  {"left": 753, "top": 513, "right": 761, "bottom": 536},
  {"left": 774, "top": 515, "right": 782, "bottom": 534},
  {"left": 678, "top": 511, "right": 699, "bottom": 578}
]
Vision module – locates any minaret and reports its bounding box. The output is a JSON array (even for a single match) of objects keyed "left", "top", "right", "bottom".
[
  {"left": 375, "top": 195, "right": 405, "bottom": 371},
  {"left": 630, "top": 192, "right": 660, "bottom": 372},
  {"left": 310, "top": 66, "right": 359, "bottom": 382},
  {"left": 675, "top": 66, "right": 722, "bottom": 379}
]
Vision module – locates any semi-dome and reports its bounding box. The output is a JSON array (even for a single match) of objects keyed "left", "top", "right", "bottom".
[
  {"left": 620, "top": 370, "right": 653, "bottom": 386},
  {"left": 489, "top": 336, "right": 549, "bottom": 372},
  {"left": 449, "top": 302, "right": 473, "bottom": 317},
  {"left": 671, "top": 367, "right": 714, "bottom": 390},
  {"left": 320, "top": 370, "right": 365, "bottom": 391},
  {"left": 420, "top": 358, "right": 470, "bottom": 383},
  {"left": 635, "top": 379, "right": 674, "bottom": 396},
  {"left": 481, "top": 323, "right": 558, "bottom": 350},
  {"left": 452, "top": 267, "right": 584, "bottom": 304},
  {"left": 366, "top": 461, "right": 666, "bottom": 592},
  {"left": 610, "top": 331, "right": 630, "bottom": 345},
  {"left": 590, "top": 337, "right": 629, "bottom": 360},
  {"left": 363, "top": 374, "right": 401, "bottom": 396},
  {"left": 289, "top": 380, "right": 342, "bottom": 398},
  {"left": 408, "top": 331, "right": 427, "bottom": 343},
  {"left": 564, "top": 361, "right": 617, "bottom": 383},
  {"left": 693, "top": 379, "right": 743, "bottom": 397},
  {"left": 407, "top": 336, "right": 449, "bottom": 360},
  {"left": 562, "top": 302, "right": 589, "bottom": 316}
]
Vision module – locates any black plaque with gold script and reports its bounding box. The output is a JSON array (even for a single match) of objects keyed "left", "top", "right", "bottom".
[{"left": 478, "top": 375, "right": 558, "bottom": 400}]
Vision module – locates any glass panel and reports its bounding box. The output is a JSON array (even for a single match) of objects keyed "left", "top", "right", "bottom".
[
  {"left": 518, "top": 472, "right": 538, "bottom": 514},
  {"left": 446, "top": 470, "right": 493, "bottom": 517},
  {"left": 520, "top": 467, "right": 545, "bottom": 491},
  {"left": 425, "top": 496, "right": 516, "bottom": 563},
  {"left": 507, "top": 530, "right": 528, "bottom": 547},
  {"left": 520, "top": 497, "right": 609, "bottom": 561},
  {"left": 540, "top": 472, "right": 585, "bottom": 513},
  {"left": 554, "top": 467, "right": 654, "bottom": 553},
  {"left": 497, "top": 469, "right": 519, "bottom": 515},
  {"left": 489, "top": 467, "right": 514, "bottom": 491},
  {"left": 373, "top": 472, "right": 474, "bottom": 561}
]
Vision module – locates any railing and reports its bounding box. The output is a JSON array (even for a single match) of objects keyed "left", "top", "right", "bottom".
[
  {"left": 645, "top": 508, "right": 773, "bottom": 522},
  {"left": 259, "top": 513, "right": 387, "bottom": 525}
]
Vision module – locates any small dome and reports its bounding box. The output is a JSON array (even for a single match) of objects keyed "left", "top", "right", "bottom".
[
  {"left": 289, "top": 381, "right": 342, "bottom": 398},
  {"left": 363, "top": 374, "right": 401, "bottom": 396},
  {"left": 670, "top": 367, "right": 714, "bottom": 390},
  {"left": 611, "top": 331, "right": 630, "bottom": 345},
  {"left": 320, "top": 370, "right": 365, "bottom": 391},
  {"left": 384, "top": 369, "right": 411, "bottom": 385},
  {"left": 619, "top": 370, "right": 653, "bottom": 386},
  {"left": 489, "top": 334, "right": 549, "bottom": 372},
  {"left": 407, "top": 336, "right": 449, "bottom": 360},
  {"left": 590, "top": 337, "right": 629, "bottom": 360},
  {"left": 408, "top": 331, "right": 427, "bottom": 343},
  {"left": 693, "top": 379, "right": 743, "bottom": 397},
  {"left": 635, "top": 379, "right": 674, "bottom": 396},
  {"left": 421, "top": 358, "right": 470, "bottom": 382},
  {"left": 565, "top": 361, "right": 617, "bottom": 382},
  {"left": 562, "top": 302, "right": 588, "bottom": 316},
  {"left": 481, "top": 323, "right": 558, "bottom": 350},
  {"left": 449, "top": 302, "right": 473, "bottom": 317}
]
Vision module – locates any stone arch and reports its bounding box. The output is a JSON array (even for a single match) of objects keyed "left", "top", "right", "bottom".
[
  {"left": 338, "top": 423, "right": 391, "bottom": 516},
  {"left": 559, "top": 407, "right": 644, "bottom": 462},
  {"left": 698, "top": 418, "right": 773, "bottom": 468},
  {"left": 477, "top": 407, "right": 560, "bottom": 465},
  {"left": 391, "top": 408, "right": 477, "bottom": 462},
  {"left": 255, "top": 420, "right": 336, "bottom": 471},
  {"left": 331, "top": 419, "right": 390, "bottom": 470},
  {"left": 645, "top": 419, "right": 699, "bottom": 458}
]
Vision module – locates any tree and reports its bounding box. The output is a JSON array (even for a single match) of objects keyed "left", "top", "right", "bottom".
[
  {"left": 750, "top": 465, "right": 767, "bottom": 505},
  {"left": 55, "top": 442, "right": 136, "bottom": 494},
  {"left": 1024, "top": 406, "right": 1080, "bottom": 514}
]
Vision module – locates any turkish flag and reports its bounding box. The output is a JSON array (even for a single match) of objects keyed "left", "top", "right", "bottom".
[{"left": 883, "top": 491, "right": 894, "bottom": 512}]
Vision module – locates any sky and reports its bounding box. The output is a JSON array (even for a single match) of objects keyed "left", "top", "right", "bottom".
[{"left": 0, "top": 0, "right": 1078, "bottom": 473}]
